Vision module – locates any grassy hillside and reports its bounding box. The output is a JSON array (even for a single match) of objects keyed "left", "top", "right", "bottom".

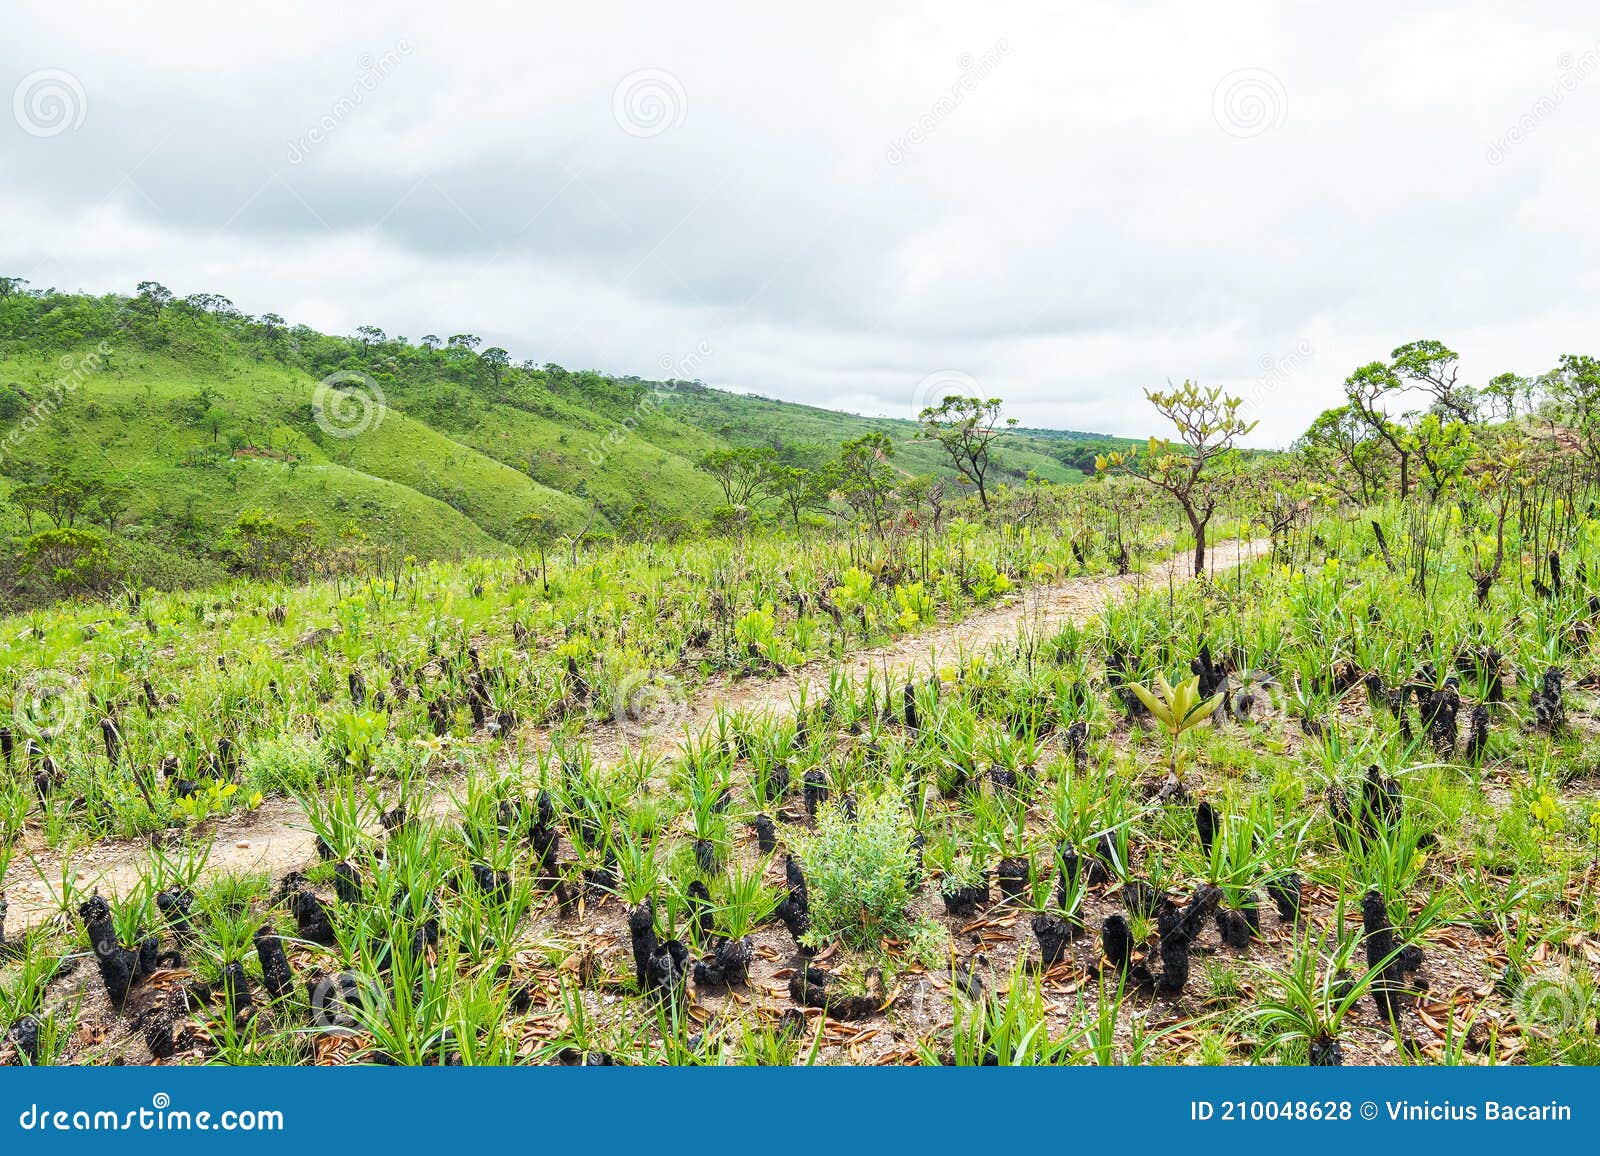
[
  {"left": 660, "top": 383, "right": 1099, "bottom": 484},
  {"left": 0, "top": 284, "right": 1132, "bottom": 606}
]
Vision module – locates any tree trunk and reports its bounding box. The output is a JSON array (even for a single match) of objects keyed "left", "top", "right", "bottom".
[{"left": 1188, "top": 509, "right": 1210, "bottom": 576}]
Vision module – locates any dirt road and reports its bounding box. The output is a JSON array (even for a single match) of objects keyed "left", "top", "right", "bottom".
[{"left": 4, "top": 537, "right": 1271, "bottom": 930}]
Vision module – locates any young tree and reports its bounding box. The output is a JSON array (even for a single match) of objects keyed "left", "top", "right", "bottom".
[
  {"left": 897, "top": 474, "right": 946, "bottom": 533},
  {"left": 1390, "top": 339, "right": 1477, "bottom": 423},
  {"left": 94, "top": 483, "right": 133, "bottom": 532},
  {"left": 481, "top": 347, "right": 511, "bottom": 392},
  {"left": 1408, "top": 410, "right": 1475, "bottom": 497},
  {"left": 917, "top": 395, "right": 1016, "bottom": 510},
  {"left": 0, "top": 276, "right": 29, "bottom": 299},
  {"left": 355, "top": 325, "right": 387, "bottom": 349},
  {"left": 1465, "top": 434, "right": 1527, "bottom": 605},
  {"left": 1296, "top": 405, "right": 1386, "bottom": 503},
  {"left": 11, "top": 474, "right": 101, "bottom": 530},
  {"left": 766, "top": 463, "right": 826, "bottom": 529},
  {"left": 1098, "top": 382, "right": 1256, "bottom": 576},
  {"left": 135, "top": 280, "right": 172, "bottom": 320},
  {"left": 834, "top": 432, "right": 899, "bottom": 539},
  {"left": 1344, "top": 361, "right": 1413, "bottom": 497},
  {"left": 1546, "top": 354, "right": 1600, "bottom": 478},
  {"left": 1484, "top": 372, "right": 1528, "bottom": 421},
  {"left": 513, "top": 512, "right": 559, "bottom": 592},
  {"left": 695, "top": 447, "right": 775, "bottom": 508},
  {"left": 563, "top": 500, "right": 600, "bottom": 568}
]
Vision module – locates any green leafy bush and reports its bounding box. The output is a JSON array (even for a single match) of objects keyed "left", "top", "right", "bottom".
[
  {"left": 322, "top": 709, "right": 388, "bottom": 773},
  {"left": 244, "top": 734, "right": 327, "bottom": 794},
  {"left": 793, "top": 790, "right": 937, "bottom": 955}
]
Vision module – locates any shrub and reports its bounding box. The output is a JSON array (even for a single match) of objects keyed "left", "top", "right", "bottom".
[
  {"left": 793, "top": 790, "right": 937, "bottom": 956},
  {"left": 20, "top": 527, "right": 120, "bottom": 591},
  {"left": 244, "top": 734, "right": 327, "bottom": 795}
]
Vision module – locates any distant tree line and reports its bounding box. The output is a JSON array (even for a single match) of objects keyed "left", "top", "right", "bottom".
[{"left": 1296, "top": 339, "right": 1600, "bottom": 503}]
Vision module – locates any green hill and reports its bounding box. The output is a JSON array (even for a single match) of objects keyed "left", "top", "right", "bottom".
[
  {"left": 658, "top": 384, "right": 1114, "bottom": 483},
  {"left": 0, "top": 282, "right": 1132, "bottom": 607}
]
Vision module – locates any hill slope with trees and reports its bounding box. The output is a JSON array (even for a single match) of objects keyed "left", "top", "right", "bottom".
[{"left": 0, "top": 279, "right": 1132, "bottom": 607}]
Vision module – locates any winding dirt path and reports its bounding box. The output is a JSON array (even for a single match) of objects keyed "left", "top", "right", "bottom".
[{"left": 4, "top": 538, "right": 1271, "bottom": 931}]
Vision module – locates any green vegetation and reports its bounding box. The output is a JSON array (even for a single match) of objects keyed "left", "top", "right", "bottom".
[
  {"left": 3, "top": 326, "right": 1600, "bottom": 1068},
  {"left": 1096, "top": 381, "right": 1257, "bottom": 575},
  {"left": 0, "top": 482, "right": 1168, "bottom": 842},
  {"left": 0, "top": 281, "right": 1129, "bottom": 611},
  {"left": 793, "top": 791, "right": 937, "bottom": 956}
]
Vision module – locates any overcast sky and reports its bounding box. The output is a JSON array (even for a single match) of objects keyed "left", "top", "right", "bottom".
[{"left": 3, "top": 2, "right": 1597, "bottom": 445}]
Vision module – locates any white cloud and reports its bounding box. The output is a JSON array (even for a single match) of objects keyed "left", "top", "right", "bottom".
[{"left": 4, "top": 0, "right": 1597, "bottom": 445}]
